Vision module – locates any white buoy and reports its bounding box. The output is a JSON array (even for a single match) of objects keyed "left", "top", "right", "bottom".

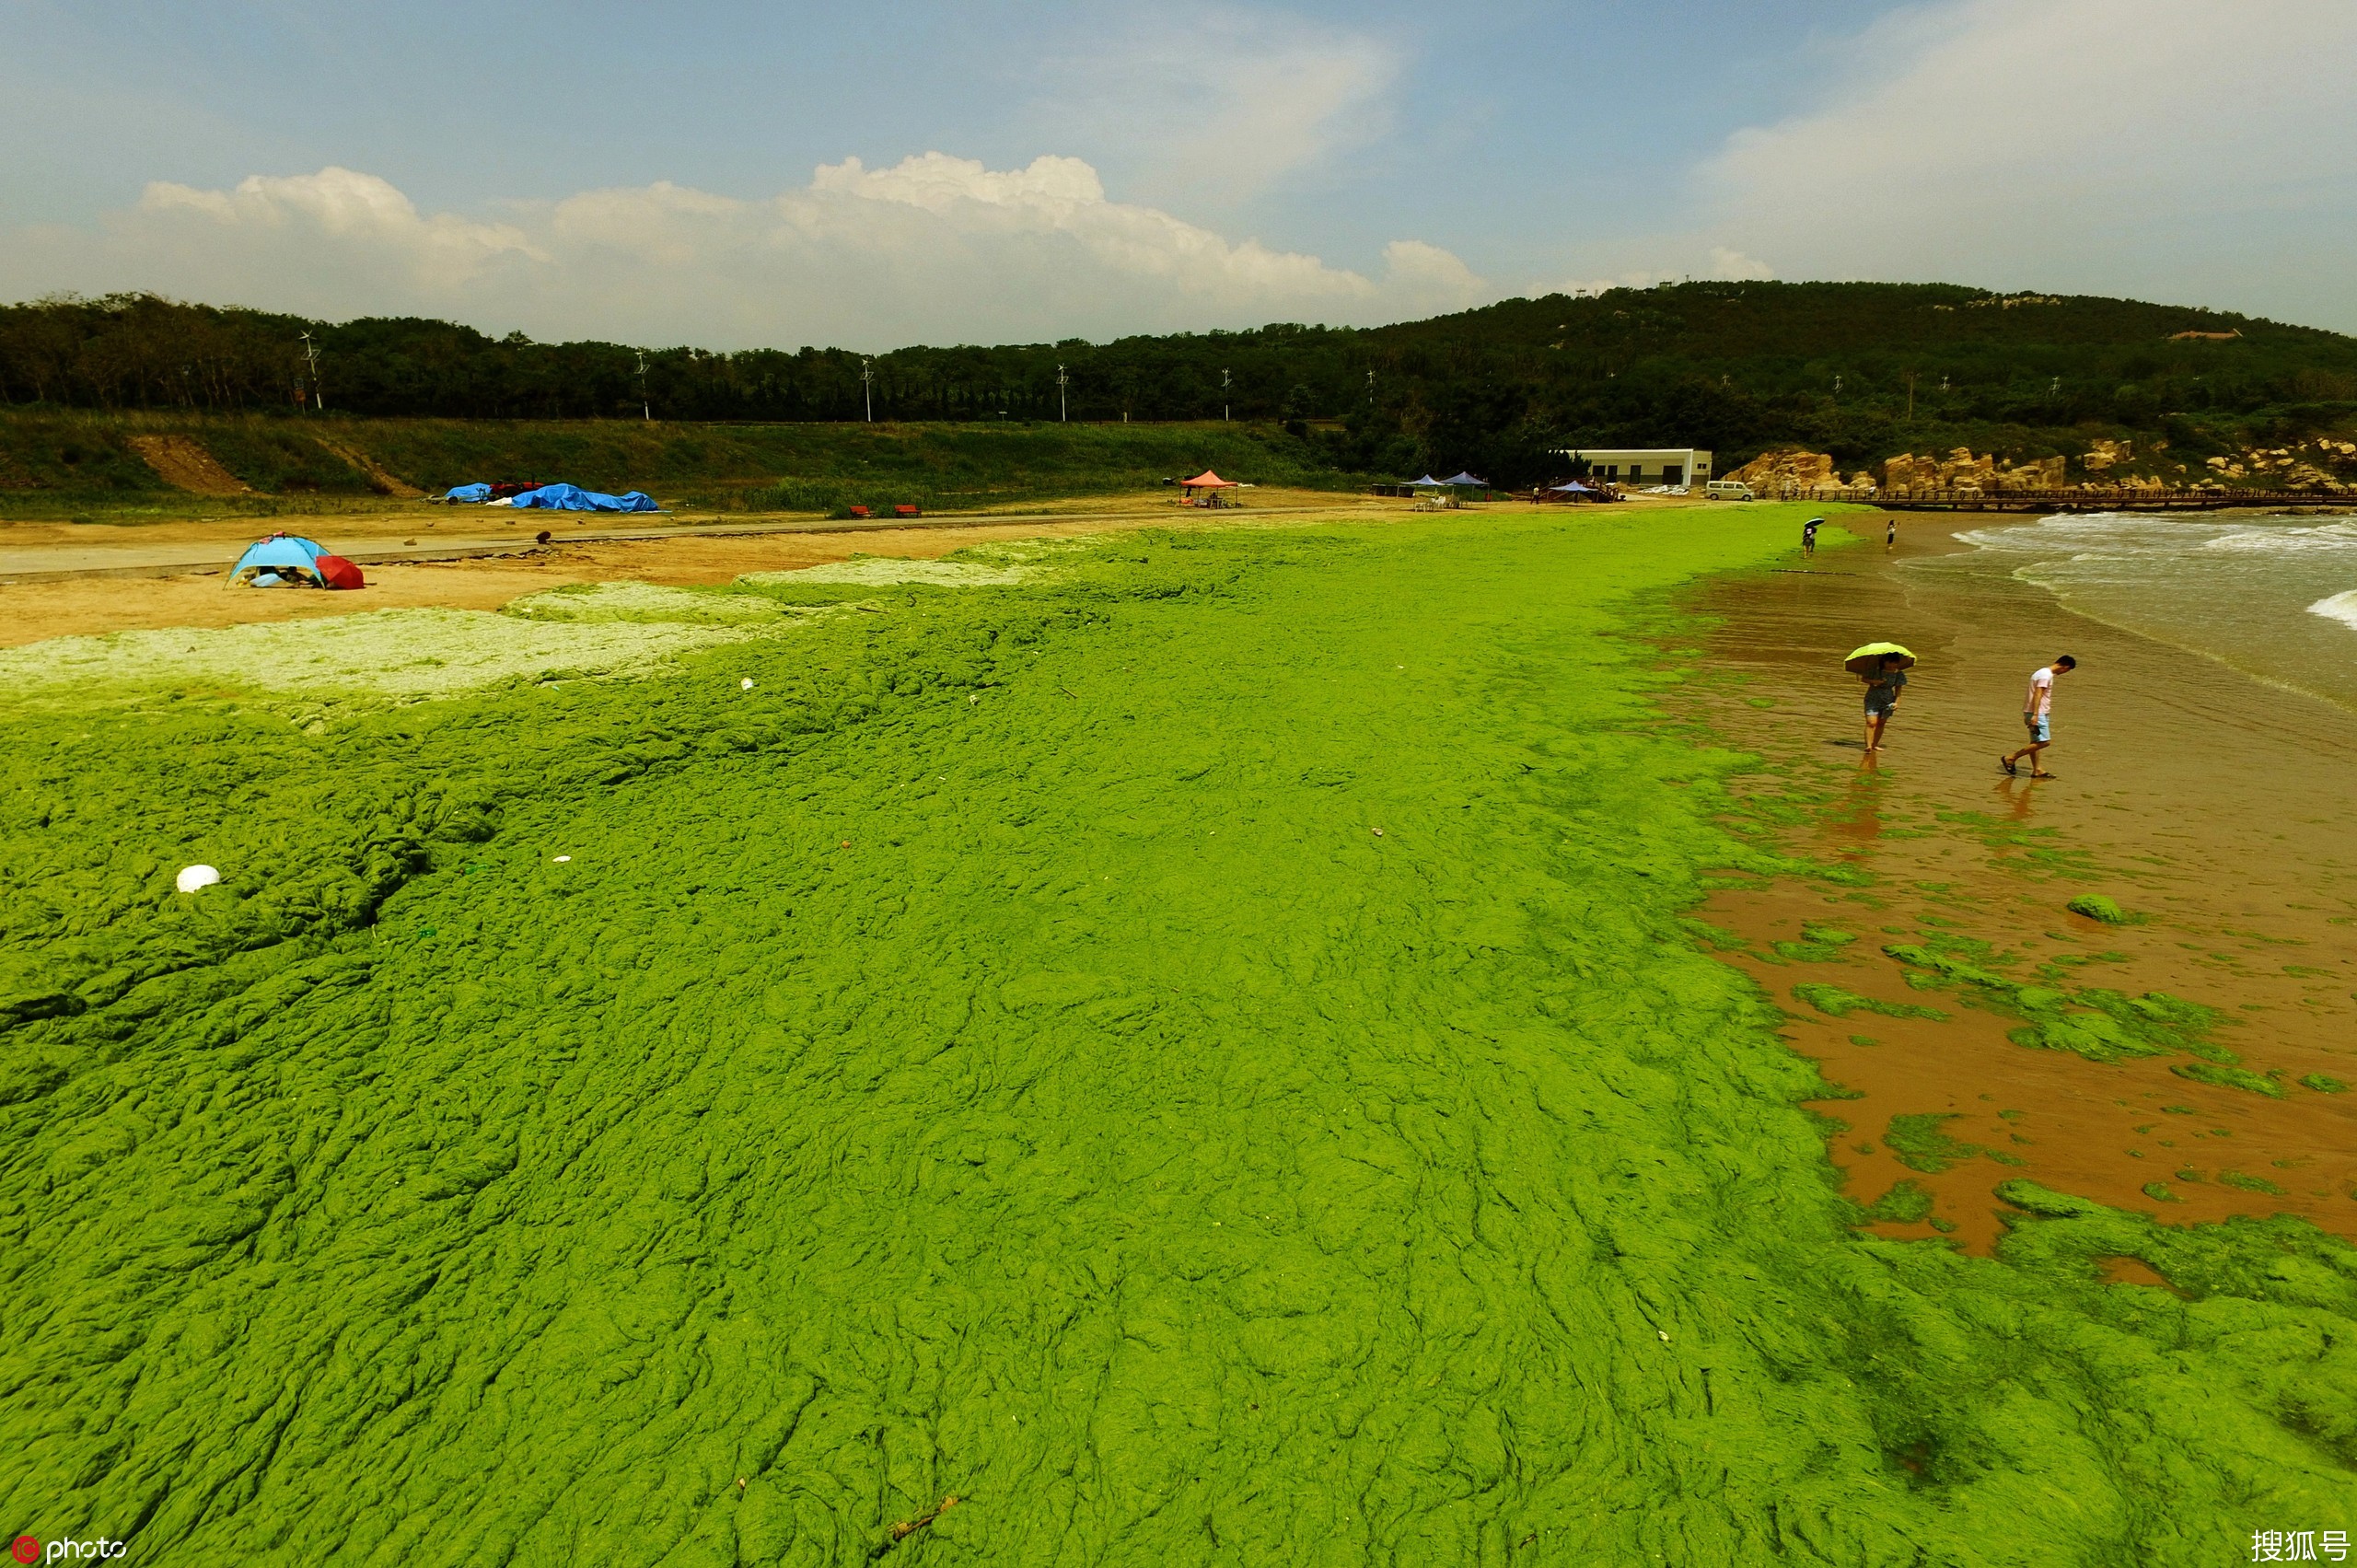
[
  {"left": 176, "top": 865, "right": 221, "bottom": 894},
  {"left": 740, "top": 678, "right": 754, "bottom": 690},
  {"left": 552, "top": 855, "right": 572, "bottom": 864}
]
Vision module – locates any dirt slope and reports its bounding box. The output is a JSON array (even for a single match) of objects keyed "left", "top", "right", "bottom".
[{"left": 128, "top": 435, "right": 251, "bottom": 495}]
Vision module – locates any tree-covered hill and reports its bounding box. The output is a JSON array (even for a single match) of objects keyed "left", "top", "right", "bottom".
[{"left": 5, "top": 283, "right": 2354, "bottom": 488}]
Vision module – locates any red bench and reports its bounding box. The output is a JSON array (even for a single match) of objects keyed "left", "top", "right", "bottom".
[
  {"left": 894, "top": 504, "right": 922, "bottom": 517},
  {"left": 847, "top": 505, "right": 871, "bottom": 518}
]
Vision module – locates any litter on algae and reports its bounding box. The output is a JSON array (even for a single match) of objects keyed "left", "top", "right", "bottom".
[{"left": 5, "top": 505, "right": 2355, "bottom": 1565}]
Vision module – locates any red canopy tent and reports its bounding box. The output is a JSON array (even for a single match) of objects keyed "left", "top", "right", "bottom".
[{"left": 1179, "top": 470, "right": 1238, "bottom": 507}]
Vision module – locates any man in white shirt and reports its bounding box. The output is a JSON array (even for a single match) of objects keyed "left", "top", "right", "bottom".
[{"left": 2001, "top": 656, "right": 2076, "bottom": 777}]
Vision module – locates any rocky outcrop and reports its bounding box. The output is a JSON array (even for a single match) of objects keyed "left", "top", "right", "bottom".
[
  {"left": 1724, "top": 449, "right": 1875, "bottom": 495},
  {"left": 1726, "top": 449, "right": 1833, "bottom": 491},
  {"left": 1883, "top": 448, "right": 2062, "bottom": 494},
  {"left": 2207, "top": 440, "right": 2354, "bottom": 490},
  {"left": 2080, "top": 439, "right": 2131, "bottom": 472}
]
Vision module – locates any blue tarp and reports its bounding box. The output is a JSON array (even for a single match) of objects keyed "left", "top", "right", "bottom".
[
  {"left": 444, "top": 482, "right": 493, "bottom": 503},
  {"left": 510, "top": 483, "right": 658, "bottom": 513},
  {"left": 231, "top": 534, "right": 327, "bottom": 586}
]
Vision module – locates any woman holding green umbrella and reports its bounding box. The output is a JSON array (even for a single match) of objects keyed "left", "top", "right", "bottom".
[{"left": 1847, "top": 642, "right": 1915, "bottom": 752}]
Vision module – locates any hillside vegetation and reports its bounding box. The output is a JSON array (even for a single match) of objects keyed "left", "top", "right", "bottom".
[
  {"left": 0, "top": 412, "right": 1353, "bottom": 515},
  {"left": 5, "top": 283, "right": 2356, "bottom": 494}
]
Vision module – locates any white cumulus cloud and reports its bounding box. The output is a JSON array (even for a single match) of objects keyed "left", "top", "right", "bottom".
[
  {"left": 1031, "top": 7, "right": 1402, "bottom": 204},
  {"left": 1701, "top": 0, "right": 2357, "bottom": 322},
  {"left": 1, "top": 154, "right": 1490, "bottom": 348}
]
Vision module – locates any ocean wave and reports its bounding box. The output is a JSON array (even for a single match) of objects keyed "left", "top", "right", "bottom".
[
  {"left": 2308, "top": 589, "right": 2357, "bottom": 632},
  {"left": 2204, "top": 520, "right": 2357, "bottom": 553}
]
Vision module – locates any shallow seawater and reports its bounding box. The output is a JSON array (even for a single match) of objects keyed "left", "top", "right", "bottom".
[
  {"left": 1685, "top": 519, "right": 2357, "bottom": 1248},
  {"left": 1912, "top": 511, "right": 2357, "bottom": 711}
]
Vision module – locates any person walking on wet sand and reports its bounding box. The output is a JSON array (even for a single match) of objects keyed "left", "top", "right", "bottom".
[
  {"left": 1886, "top": 517, "right": 1897, "bottom": 550},
  {"left": 1803, "top": 517, "right": 1822, "bottom": 555},
  {"left": 1860, "top": 652, "right": 1907, "bottom": 751},
  {"left": 2002, "top": 656, "right": 2076, "bottom": 778}
]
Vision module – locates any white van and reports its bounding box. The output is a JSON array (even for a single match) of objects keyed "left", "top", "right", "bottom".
[{"left": 1705, "top": 480, "right": 1755, "bottom": 501}]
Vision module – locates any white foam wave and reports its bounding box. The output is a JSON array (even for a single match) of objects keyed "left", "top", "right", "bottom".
[
  {"left": 2307, "top": 589, "right": 2357, "bottom": 632},
  {"left": 2205, "top": 520, "right": 2357, "bottom": 554}
]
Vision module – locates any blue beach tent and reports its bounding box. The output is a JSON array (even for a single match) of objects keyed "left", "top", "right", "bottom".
[
  {"left": 229, "top": 533, "right": 327, "bottom": 587},
  {"left": 1441, "top": 471, "right": 1489, "bottom": 487},
  {"left": 510, "top": 483, "right": 658, "bottom": 513}
]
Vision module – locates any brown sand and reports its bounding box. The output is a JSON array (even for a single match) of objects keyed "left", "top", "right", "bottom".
[
  {"left": 1686, "top": 517, "right": 2357, "bottom": 1251},
  {"left": 0, "top": 488, "right": 1440, "bottom": 645}
]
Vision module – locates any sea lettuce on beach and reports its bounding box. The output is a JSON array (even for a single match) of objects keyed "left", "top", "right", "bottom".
[{"left": 3, "top": 505, "right": 2352, "bottom": 1566}]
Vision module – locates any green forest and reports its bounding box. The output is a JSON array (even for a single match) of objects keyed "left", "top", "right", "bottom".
[{"left": 6, "top": 283, "right": 2356, "bottom": 490}]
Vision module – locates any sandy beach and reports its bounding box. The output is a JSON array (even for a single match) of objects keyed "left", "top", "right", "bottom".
[
  {"left": 1688, "top": 513, "right": 2357, "bottom": 1250},
  {"left": 0, "top": 487, "right": 1421, "bottom": 645}
]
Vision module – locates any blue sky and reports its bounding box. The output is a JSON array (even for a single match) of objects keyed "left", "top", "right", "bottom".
[{"left": 4, "top": 0, "right": 2351, "bottom": 346}]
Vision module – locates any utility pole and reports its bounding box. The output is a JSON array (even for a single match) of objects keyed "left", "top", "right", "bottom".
[
  {"left": 1058, "top": 363, "right": 1069, "bottom": 423},
  {"left": 863, "top": 358, "right": 874, "bottom": 423},
  {"left": 298, "top": 331, "right": 322, "bottom": 411},
  {"left": 1906, "top": 371, "right": 1916, "bottom": 420},
  {"left": 1366, "top": 367, "right": 1376, "bottom": 406},
  {"left": 1222, "top": 368, "right": 1231, "bottom": 423},
  {"left": 637, "top": 351, "right": 651, "bottom": 421}
]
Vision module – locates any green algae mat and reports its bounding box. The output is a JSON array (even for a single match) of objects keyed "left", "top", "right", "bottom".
[{"left": 4, "top": 507, "right": 2353, "bottom": 1565}]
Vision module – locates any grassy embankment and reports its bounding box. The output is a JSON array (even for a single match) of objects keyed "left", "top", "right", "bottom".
[
  {"left": 0, "top": 411, "right": 1363, "bottom": 521},
  {"left": 3, "top": 505, "right": 2351, "bottom": 1563}
]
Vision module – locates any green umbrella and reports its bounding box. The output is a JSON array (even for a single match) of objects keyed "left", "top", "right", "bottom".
[{"left": 1845, "top": 641, "right": 1916, "bottom": 675}]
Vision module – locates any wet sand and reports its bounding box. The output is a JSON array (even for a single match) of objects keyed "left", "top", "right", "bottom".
[{"left": 1686, "top": 516, "right": 2357, "bottom": 1251}]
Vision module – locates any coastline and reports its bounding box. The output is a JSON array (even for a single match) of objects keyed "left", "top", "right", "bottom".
[
  {"left": 5, "top": 503, "right": 2354, "bottom": 1557},
  {"left": 1681, "top": 513, "right": 2357, "bottom": 1248}
]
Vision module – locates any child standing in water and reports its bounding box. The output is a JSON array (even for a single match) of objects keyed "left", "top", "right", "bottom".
[
  {"left": 1860, "top": 652, "right": 1907, "bottom": 751},
  {"left": 1803, "top": 517, "right": 1822, "bottom": 554},
  {"left": 1886, "top": 517, "right": 1897, "bottom": 550}
]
